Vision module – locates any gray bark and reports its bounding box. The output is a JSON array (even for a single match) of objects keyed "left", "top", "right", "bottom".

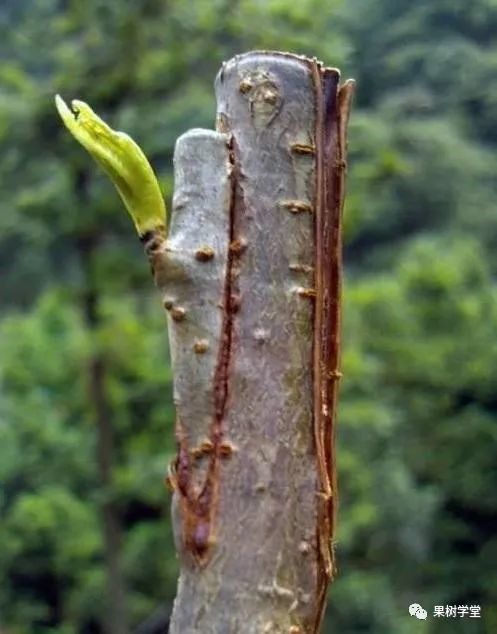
[{"left": 146, "top": 51, "right": 353, "bottom": 634}]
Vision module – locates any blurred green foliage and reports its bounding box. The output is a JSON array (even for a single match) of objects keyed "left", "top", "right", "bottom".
[{"left": 1, "top": 0, "right": 496, "bottom": 632}]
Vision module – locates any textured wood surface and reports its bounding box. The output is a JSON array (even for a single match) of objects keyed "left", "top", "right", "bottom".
[{"left": 152, "top": 52, "right": 353, "bottom": 634}]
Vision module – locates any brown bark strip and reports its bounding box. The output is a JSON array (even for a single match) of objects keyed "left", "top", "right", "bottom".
[
  {"left": 212, "top": 136, "right": 237, "bottom": 429},
  {"left": 308, "top": 59, "right": 354, "bottom": 632},
  {"left": 329, "top": 76, "right": 355, "bottom": 544},
  {"left": 308, "top": 60, "right": 333, "bottom": 631},
  {"left": 320, "top": 65, "right": 341, "bottom": 573}
]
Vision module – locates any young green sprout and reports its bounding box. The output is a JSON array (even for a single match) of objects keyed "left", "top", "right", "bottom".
[{"left": 54, "top": 95, "right": 166, "bottom": 238}]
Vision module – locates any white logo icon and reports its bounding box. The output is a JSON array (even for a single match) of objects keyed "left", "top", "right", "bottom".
[{"left": 409, "top": 603, "right": 428, "bottom": 620}]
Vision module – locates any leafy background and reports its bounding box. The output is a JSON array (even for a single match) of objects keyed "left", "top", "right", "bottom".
[{"left": 1, "top": 1, "right": 496, "bottom": 632}]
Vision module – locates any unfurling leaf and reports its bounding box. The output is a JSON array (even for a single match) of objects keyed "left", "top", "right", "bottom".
[{"left": 55, "top": 95, "right": 166, "bottom": 237}]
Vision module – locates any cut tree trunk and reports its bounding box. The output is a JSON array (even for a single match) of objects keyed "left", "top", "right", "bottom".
[{"left": 145, "top": 51, "right": 353, "bottom": 634}]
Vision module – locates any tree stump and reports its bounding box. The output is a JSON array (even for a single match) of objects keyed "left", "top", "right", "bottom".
[{"left": 150, "top": 51, "right": 354, "bottom": 634}]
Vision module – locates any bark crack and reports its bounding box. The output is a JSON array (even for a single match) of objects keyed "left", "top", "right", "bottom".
[{"left": 173, "top": 134, "right": 240, "bottom": 566}]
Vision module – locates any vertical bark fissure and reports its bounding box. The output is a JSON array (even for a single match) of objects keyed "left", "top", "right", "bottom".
[
  {"left": 186, "top": 134, "right": 239, "bottom": 562},
  {"left": 308, "top": 60, "right": 331, "bottom": 632},
  {"left": 212, "top": 137, "right": 237, "bottom": 430}
]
